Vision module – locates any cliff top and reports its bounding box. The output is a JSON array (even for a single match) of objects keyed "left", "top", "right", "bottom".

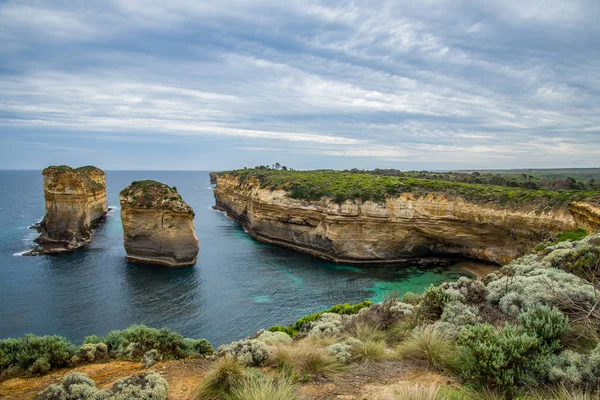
[
  {"left": 42, "top": 165, "right": 106, "bottom": 192},
  {"left": 218, "top": 168, "right": 600, "bottom": 208},
  {"left": 120, "top": 180, "right": 194, "bottom": 215}
]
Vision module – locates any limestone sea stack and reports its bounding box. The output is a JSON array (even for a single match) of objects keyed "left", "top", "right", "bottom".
[
  {"left": 33, "top": 165, "right": 108, "bottom": 254},
  {"left": 209, "top": 172, "right": 218, "bottom": 184},
  {"left": 120, "top": 180, "right": 199, "bottom": 267}
]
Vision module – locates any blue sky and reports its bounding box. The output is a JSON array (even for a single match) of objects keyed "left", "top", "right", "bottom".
[{"left": 1, "top": 0, "right": 599, "bottom": 170}]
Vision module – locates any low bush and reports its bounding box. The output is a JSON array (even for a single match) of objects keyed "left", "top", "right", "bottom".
[
  {"left": 457, "top": 323, "right": 543, "bottom": 396},
  {"left": 419, "top": 285, "right": 451, "bottom": 320},
  {"left": 71, "top": 343, "right": 109, "bottom": 365},
  {"left": 268, "top": 301, "right": 371, "bottom": 337},
  {"left": 85, "top": 325, "right": 212, "bottom": 360},
  {"left": 142, "top": 349, "right": 161, "bottom": 368},
  {"left": 36, "top": 371, "right": 169, "bottom": 400},
  {"left": 217, "top": 339, "right": 271, "bottom": 367},
  {"left": 518, "top": 305, "right": 568, "bottom": 354},
  {"left": 396, "top": 326, "right": 457, "bottom": 372},
  {"left": 0, "top": 334, "right": 75, "bottom": 375}
]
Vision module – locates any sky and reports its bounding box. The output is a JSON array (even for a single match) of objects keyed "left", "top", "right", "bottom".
[{"left": 1, "top": 0, "right": 599, "bottom": 171}]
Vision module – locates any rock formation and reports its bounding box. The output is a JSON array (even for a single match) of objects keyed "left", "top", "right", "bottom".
[
  {"left": 32, "top": 165, "right": 108, "bottom": 254},
  {"left": 120, "top": 180, "right": 199, "bottom": 267},
  {"left": 209, "top": 172, "right": 218, "bottom": 184},
  {"left": 214, "top": 173, "right": 600, "bottom": 265}
]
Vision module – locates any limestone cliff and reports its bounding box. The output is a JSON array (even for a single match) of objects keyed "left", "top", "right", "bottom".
[
  {"left": 213, "top": 174, "right": 599, "bottom": 265},
  {"left": 209, "top": 172, "right": 218, "bottom": 184},
  {"left": 32, "top": 166, "right": 108, "bottom": 254},
  {"left": 120, "top": 180, "right": 199, "bottom": 267}
]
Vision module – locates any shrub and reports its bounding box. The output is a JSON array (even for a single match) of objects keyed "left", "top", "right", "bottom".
[
  {"left": 85, "top": 325, "right": 212, "bottom": 360},
  {"left": 553, "top": 244, "right": 600, "bottom": 282},
  {"left": 547, "top": 350, "right": 598, "bottom": 388},
  {"left": 37, "top": 371, "right": 169, "bottom": 400},
  {"left": 217, "top": 339, "right": 271, "bottom": 366},
  {"left": 457, "top": 323, "right": 543, "bottom": 395},
  {"left": 195, "top": 356, "right": 247, "bottom": 400},
  {"left": 224, "top": 375, "right": 304, "bottom": 400},
  {"left": 518, "top": 305, "right": 568, "bottom": 354},
  {"left": 326, "top": 340, "right": 359, "bottom": 365},
  {"left": 396, "top": 326, "right": 457, "bottom": 372},
  {"left": 441, "top": 277, "right": 488, "bottom": 304},
  {"left": 307, "top": 313, "right": 343, "bottom": 338},
  {"left": 71, "top": 343, "right": 109, "bottom": 364},
  {"left": 401, "top": 292, "right": 422, "bottom": 305},
  {"left": 184, "top": 338, "right": 214, "bottom": 356},
  {"left": 419, "top": 285, "right": 451, "bottom": 319},
  {"left": 486, "top": 263, "right": 596, "bottom": 317},
  {"left": 268, "top": 301, "right": 371, "bottom": 337},
  {"left": 385, "top": 319, "right": 414, "bottom": 344},
  {"left": 392, "top": 384, "right": 440, "bottom": 400},
  {"left": 142, "top": 349, "right": 161, "bottom": 368},
  {"left": 0, "top": 334, "right": 75, "bottom": 375},
  {"left": 346, "top": 297, "right": 414, "bottom": 331},
  {"left": 107, "top": 371, "right": 169, "bottom": 400},
  {"left": 254, "top": 330, "right": 292, "bottom": 345}
]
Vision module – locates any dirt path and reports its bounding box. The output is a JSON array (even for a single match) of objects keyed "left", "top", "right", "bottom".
[{"left": 1, "top": 358, "right": 453, "bottom": 400}]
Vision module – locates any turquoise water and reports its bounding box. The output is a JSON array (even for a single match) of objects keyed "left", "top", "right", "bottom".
[{"left": 0, "top": 171, "right": 471, "bottom": 346}]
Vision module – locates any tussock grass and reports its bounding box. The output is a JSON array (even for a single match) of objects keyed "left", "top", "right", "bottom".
[
  {"left": 528, "top": 386, "right": 597, "bottom": 400},
  {"left": 392, "top": 384, "right": 441, "bottom": 400},
  {"left": 224, "top": 375, "right": 305, "bottom": 400},
  {"left": 385, "top": 319, "right": 414, "bottom": 345},
  {"left": 350, "top": 323, "right": 386, "bottom": 342},
  {"left": 194, "top": 356, "right": 247, "bottom": 400},
  {"left": 396, "top": 326, "right": 458, "bottom": 372},
  {"left": 350, "top": 338, "right": 386, "bottom": 363},
  {"left": 270, "top": 342, "right": 344, "bottom": 377}
]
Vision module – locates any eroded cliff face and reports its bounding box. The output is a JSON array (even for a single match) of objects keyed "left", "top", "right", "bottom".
[
  {"left": 33, "top": 166, "right": 108, "bottom": 254},
  {"left": 213, "top": 174, "right": 598, "bottom": 265},
  {"left": 120, "top": 181, "right": 199, "bottom": 267},
  {"left": 209, "top": 172, "right": 218, "bottom": 184}
]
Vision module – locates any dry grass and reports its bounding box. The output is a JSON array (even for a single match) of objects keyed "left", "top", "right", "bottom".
[
  {"left": 225, "top": 375, "right": 305, "bottom": 400},
  {"left": 351, "top": 338, "right": 386, "bottom": 363},
  {"left": 392, "top": 384, "right": 441, "bottom": 400},
  {"left": 351, "top": 323, "right": 386, "bottom": 342},
  {"left": 395, "top": 326, "right": 458, "bottom": 372},
  {"left": 270, "top": 342, "right": 344, "bottom": 377},
  {"left": 528, "top": 386, "right": 597, "bottom": 400}
]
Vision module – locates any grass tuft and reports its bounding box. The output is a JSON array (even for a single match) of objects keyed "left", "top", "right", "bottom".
[
  {"left": 194, "top": 356, "right": 247, "bottom": 400},
  {"left": 396, "top": 326, "right": 458, "bottom": 372}
]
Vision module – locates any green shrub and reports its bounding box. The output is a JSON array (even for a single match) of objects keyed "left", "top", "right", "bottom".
[
  {"left": 518, "top": 305, "right": 568, "bottom": 354},
  {"left": 419, "top": 285, "right": 451, "bottom": 319},
  {"left": 184, "top": 338, "right": 214, "bottom": 356},
  {"left": 401, "top": 292, "right": 422, "bottom": 305},
  {"left": 268, "top": 301, "right": 371, "bottom": 337},
  {"left": 457, "top": 323, "right": 543, "bottom": 395},
  {"left": 553, "top": 244, "right": 600, "bottom": 281},
  {"left": 536, "top": 228, "right": 589, "bottom": 251},
  {"left": 0, "top": 334, "right": 75, "bottom": 375},
  {"left": 84, "top": 325, "right": 212, "bottom": 360}
]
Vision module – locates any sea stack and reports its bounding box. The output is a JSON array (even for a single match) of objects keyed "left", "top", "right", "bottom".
[
  {"left": 33, "top": 165, "right": 108, "bottom": 254},
  {"left": 209, "top": 172, "right": 218, "bottom": 184},
  {"left": 120, "top": 180, "right": 199, "bottom": 267}
]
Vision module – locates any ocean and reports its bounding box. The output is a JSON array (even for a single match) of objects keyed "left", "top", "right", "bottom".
[{"left": 0, "top": 170, "right": 471, "bottom": 346}]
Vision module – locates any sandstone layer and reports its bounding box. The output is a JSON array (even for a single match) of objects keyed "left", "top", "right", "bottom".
[
  {"left": 120, "top": 181, "right": 199, "bottom": 267},
  {"left": 213, "top": 174, "right": 600, "bottom": 265},
  {"left": 32, "top": 166, "right": 108, "bottom": 254}
]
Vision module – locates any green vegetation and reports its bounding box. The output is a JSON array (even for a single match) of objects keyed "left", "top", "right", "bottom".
[
  {"left": 221, "top": 168, "right": 600, "bottom": 207},
  {"left": 396, "top": 326, "right": 458, "bottom": 372},
  {"left": 0, "top": 325, "right": 212, "bottom": 376},
  {"left": 37, "top": 371, "right": 169, "bottom": 400},
  {"left": 0, "top": 334, "right": 75, "bottom": 375},
  {"left": 535, "top": 228, "right": 589, "bottom": 251},
  {"left": 120, "top": 180, "right": 193, "bottom": 214},
  {"left": 268, "top": 301, "right": 371, "bottom": 336}
]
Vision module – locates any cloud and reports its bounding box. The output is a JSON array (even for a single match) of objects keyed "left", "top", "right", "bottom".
[{"left": 0, "top": 0, "right": 599, "bottom": 169}]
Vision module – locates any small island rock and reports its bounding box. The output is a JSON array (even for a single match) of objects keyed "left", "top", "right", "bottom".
[
  {"left": 120, "top": 180, "right": 199, "bottom": 267},
  {"left": 32, "top": 165, "right": 108, "bottom": 254}
]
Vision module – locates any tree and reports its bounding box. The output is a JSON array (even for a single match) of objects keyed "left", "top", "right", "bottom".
[{"left": 274, "top": 162, "right": 281, "bottom": 170}]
